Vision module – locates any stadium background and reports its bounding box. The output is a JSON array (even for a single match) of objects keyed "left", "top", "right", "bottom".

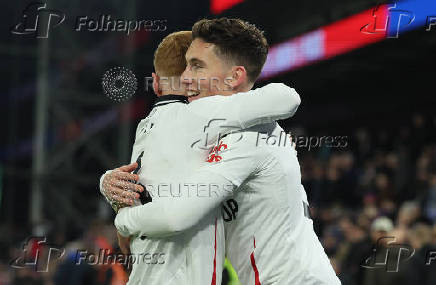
[{"left": 1, "top": 0, "right": 436, "bottom": 284}]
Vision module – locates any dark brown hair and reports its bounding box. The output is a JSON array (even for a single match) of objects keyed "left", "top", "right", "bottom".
[{"left": 192, "top": 18, "right": 268, "bottom": 83}]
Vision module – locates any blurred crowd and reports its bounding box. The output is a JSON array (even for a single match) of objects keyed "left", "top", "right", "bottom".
[
  {"left": 299, "top": 113, "right": 436, "bottom": 285},
  {"left": 0, "top": 113, "right": 435, "bottom": 285}
]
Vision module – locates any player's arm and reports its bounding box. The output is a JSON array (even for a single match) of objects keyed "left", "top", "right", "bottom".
[
  {"left": 115, "top": 135, "right": 265, "bottom": 238},
  {"left": 227, "top": 82, "right": 301, "bottom": 128},
  {"left": 189, "top": 83, "right": 301, "bottom": 134}
]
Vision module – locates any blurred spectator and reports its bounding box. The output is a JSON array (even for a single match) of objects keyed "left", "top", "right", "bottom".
[
  {"left": 400, "top": 223, "right": 436, "bottom": 285},
  {"left": 336, "top": 215, "right": 371, "bottom": 285},
  {"left": 422, "top": 159, "right": 436, "bottom": 223},
  {"left": 361, "top": 216, "right": 400, "bottom": 285}
]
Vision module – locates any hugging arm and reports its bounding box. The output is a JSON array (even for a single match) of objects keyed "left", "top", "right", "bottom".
[
  {"left": 115, "top": 138, "right": 264, "bottom": 238},
  {"left": 189, "top": 83, "right": 300, "bottom": 140},
  {"left": 114, "top": 83, "right": 300, "bottom": 237}
]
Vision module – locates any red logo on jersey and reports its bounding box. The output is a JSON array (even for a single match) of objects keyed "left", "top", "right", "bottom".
[{"left": 207, "top": 141, "right": 227, "bottom": 163}]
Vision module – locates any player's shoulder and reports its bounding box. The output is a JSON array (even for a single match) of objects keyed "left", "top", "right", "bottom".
[
  {"left": 223, "top": 122, "right": 297, "bottom": 158},
  {"left": 186, "top": 95, "right": 230, "bottom": 115},
  {"left": 217, "top": 123, "right": 278, "bottom": 158},
  {"left": 133, "top": 117, "right": 148, "bottom": 139}
]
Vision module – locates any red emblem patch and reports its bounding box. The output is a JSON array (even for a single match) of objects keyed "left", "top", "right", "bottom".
[{"left": 207, "top": 141, "right": 228, "bottom": 163}]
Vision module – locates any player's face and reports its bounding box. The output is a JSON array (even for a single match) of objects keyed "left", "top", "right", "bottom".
[{"left": 181, "top": 38, "right": 234, "bottom": 102}]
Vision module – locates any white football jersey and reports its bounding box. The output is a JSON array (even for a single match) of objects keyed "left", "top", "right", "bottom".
[
  {"left": 125, "top": 95, "right": 224, "bottom": 285},
  {"left": 116, "top": 122, "right": 340, "bottom": 284},
  {"left": 215, "top": 124, "right": 341, "bottom": 285},
  {"left": 112, "top": 83, "right": 301, "bottom": 284}
]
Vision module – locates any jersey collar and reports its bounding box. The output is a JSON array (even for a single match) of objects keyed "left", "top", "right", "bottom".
[{"left": 153, "top": 95, "right": 189, "bottom": 107}]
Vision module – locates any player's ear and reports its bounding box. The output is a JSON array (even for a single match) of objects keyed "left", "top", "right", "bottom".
[
  {"left": 226, "top": 66, "right": 247, "bottom": 90},
  {"left": 152, "top": 72, "right": 162, "bottom": 96}
]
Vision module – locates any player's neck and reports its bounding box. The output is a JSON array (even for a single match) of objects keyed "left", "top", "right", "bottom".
[
  {"left": 157, "top": 76, "right": 185, "bottom": 96},
  {"left": 232, "top": 82, "right": 254, "bottom": 94}
]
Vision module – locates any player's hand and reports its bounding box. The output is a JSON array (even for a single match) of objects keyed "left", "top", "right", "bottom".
[
  {"left": 117, "top": 231, "right": 131, "bottom": 255},
  {"left": 102, "top": 162, "right": 144, "bottom": 206}
]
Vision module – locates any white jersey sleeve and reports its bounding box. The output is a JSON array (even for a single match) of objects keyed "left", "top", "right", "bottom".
[
  {"left": 115, "top": 133, "right": 265, "bottom": 238},
  {"left": 188, "top": 83, "right": 300, "bottom": 133}
]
